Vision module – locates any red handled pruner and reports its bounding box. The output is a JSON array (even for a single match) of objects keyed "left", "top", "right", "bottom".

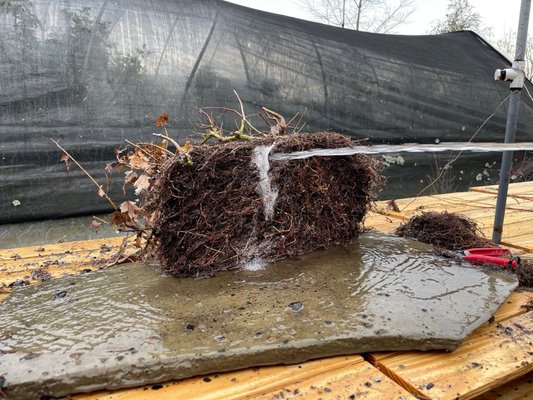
[{"left": 463, "top": 248, "right": 520, "bottom": 268}]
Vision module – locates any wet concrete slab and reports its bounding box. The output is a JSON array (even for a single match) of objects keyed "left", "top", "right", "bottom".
[{"left": 0, "top": 233, "right": 518, "bottom": 399}]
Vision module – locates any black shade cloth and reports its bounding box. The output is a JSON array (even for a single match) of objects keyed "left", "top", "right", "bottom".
[{"left": 1, "top": 0, "right": 532, "bottom": 223}]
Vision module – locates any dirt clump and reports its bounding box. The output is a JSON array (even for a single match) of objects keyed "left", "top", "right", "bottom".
[
  {"left": 517, "top": 259, "right": 533, "bottom": 288},
  {"left": 144, "top": 132, "right": 383, "bottom": 277},
  {"left": 395, "top": 211, "right": 493, "bottom": 251}
]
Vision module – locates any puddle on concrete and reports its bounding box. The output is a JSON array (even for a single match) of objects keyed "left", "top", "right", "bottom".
[{"left": 0, "top": 232, "right": 517, "bottom": 399}]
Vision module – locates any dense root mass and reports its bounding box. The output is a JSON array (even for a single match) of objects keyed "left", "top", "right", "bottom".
[
  {"left": 144, "top": 132, "right": 383, "bottom": 277},
  {"left": 395, "top": 211, "right": 493, "bottom": 250}
]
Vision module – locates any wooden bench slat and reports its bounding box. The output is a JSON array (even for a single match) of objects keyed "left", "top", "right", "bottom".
[{"left": 371, "top": 311, "right": 533, "bottom": 400}]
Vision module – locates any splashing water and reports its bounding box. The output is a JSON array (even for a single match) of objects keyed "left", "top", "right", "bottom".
[
  {"left": 251, "top": 143, "right": 278, "bottom": 220},
  {"left": 270, "top": 142, "right": 533, "bottom": 161}
]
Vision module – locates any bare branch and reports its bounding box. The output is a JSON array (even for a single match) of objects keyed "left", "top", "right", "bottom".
[
  {"left": 51, "top": 138, "right": 119, "bottom": 211},
  {"left": 298, "top": 0, "right": 415, "bottom": 33},
  {"left": 152, "top": 133, "right": 182, "bottom": 151},
  {"left": 125, "top": 139, "right": 174, "bottom": 157}
]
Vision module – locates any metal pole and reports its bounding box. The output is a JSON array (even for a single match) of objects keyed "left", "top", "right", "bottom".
[{"left": 492, "top": 0, "right": 531, "bottom": 243}]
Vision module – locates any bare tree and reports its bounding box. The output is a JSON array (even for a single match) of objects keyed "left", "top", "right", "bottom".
[
  {"left": 495, "top": 30, "right": 533, "bottom": 80},
  {"left": 430, "top": 0, "right": 484, "bottom": 34},
  {"left": 298, "top": 0, "right": 415, "bottom": 33}
]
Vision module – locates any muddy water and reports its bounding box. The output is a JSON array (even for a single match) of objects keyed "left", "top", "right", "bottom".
[{"left": 0, "top": 233, "right": 517, "bottom": 399}]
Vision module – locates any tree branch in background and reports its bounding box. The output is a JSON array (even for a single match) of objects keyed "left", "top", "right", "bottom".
[
  {"left": 297, "top": 0, "right": 415, "bottom": 33},
  {"left": 430, "top": 0, "right": 484, "bottom": 34},
  {"left": 495, "top": 30, "right": 533, "bottom": 80}
]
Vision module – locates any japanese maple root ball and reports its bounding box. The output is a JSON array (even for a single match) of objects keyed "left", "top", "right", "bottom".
[
  {"left": 144, "top": 132, "right": 383, "bottom": 277},
  {"left": 395, "top": 211, "right": 493, "bottom": 250}
]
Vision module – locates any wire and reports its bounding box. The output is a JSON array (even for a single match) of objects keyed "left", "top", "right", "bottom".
[
  {"left": 523, "top": 83, "right": 533, "bottom": 103},
  {"left": 400, "top": 94, "right": 512, "bottom": 211}
]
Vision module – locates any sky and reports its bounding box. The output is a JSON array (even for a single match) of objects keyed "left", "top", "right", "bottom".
[{"left": 224, "top": 0, "right": 530, "bottom": 43}]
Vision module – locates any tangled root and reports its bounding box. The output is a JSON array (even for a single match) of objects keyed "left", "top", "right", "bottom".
[
  {"left": 144, "top": 132, "right": 383, "bottom": 277},
  {"left": 395, "top": 211, "right": 493, "bottom": 251}
]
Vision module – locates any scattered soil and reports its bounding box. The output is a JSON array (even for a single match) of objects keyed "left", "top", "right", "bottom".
[
  {"left": 517, "top": 260, "right": 533, "bottom": 288},
  {"left": 144, "top": 132, "right": 383, "bottom": 277},
  {"left": 395, "top": 211, "right": 493, "bottom": 250},
  {"left": 521, "top": 298, "right": 533, "bottom": 311},
  {"left": 30, "top": 269, "right": 52, "bottom": 282}
]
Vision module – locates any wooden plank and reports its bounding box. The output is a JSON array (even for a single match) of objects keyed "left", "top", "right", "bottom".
[
  {"left": 453, "top": 205, "right": 533, "bottom": 220},
  {"left": 468, "top": 188, "right": 533, "bottom": 201},
  {"left": 493, "top": 292, "right": 533, "bottom": 322},
  {"left": 363, "top": 211, "right": 402, "bottom": 233},
  {"left": 384, "top": 192, "right": 498, "bottom": 206},
  {"left": 496, "top": 220, "right": 533, "bottom": 239},
  {"left": 253, "top": 361, "right": 416, "bottom": 400},
  {"left": 0, "top": 237, "right": 126, "bottom": 261},
  {"left": 499, "top": 230, "right": 533, "bottom": 246},
  {"left": 475, "top": 181, "right": 533, "bottom": 193},
  {"left": 469, "top": 181, "right": 533, "bottom": 200},
  {"left": 473, "top": 372, "right": 533, "bottom": 400},
  {"left": 72, "top": 355, "right": 373, "bottom": 400},
  {"left": 378, "top": 198, "right": 533, "bottom": 220},
  {"left": 372, "top": 311, "right": 533, "bottom": 400},
  {"left": 382, "top": 187, "right": 532, "bottom": 211},
  {"left": 456, "top": 214, "right": 533, "bottom": 232},
  {"left": 0, "top": 237, "right": 135, "bottom": 299}
]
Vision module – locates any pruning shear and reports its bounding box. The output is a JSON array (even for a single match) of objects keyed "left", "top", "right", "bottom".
[{"left": 463, "top": 248, "right": 520, "bottom": 268}]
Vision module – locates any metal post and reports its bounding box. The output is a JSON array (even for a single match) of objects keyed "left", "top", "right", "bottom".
[{"left": 492, "top": 0, "right": 531, "bottom": 243}]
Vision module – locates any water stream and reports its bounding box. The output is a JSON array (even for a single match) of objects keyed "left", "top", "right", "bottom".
[
  {"left": 270, "top": 141, "right": 533, "bottom": 161},
  {"left": 251, "top": 143, "right": 278, "bottom": 220}
]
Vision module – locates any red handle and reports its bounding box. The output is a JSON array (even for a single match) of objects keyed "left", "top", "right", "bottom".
[
  {"left": 464, "top": 254, "right": 519, "bottom": 268},
  {"left": 465, "top": 248, "right": 511, "bottom": 257}
]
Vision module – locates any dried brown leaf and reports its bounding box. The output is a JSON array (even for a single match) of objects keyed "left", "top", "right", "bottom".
[
  {"left": 120, "top": 201, "right": 141, "bottom": 223},
  {"left": 105, "top": 162, "right": 117, "bottom": 174},
  {"left": 104, "top": 236, "right": 131, "bottom": 267},
  {"left": 155, "top": 112, "right": 169, "bottom": 128},
  {"left": 387, "top": 199, "right": 400, "bottom": 212},
  {"left": 128, "top": 152, "right": 151, "bottom": 172},
  {"left": 134, "top": 174, "right": 150, "bottom": 195},
  {"left": 97, "top": 185, "right": 105, "bottom": 197},
  {"left": 134, "top": 232, "right": 143, "bottom": 248},
  {"left": 111, "top": 211, "right": 131, "bottom": 227},
  {"left": 122, "top": 170, "right": 139, "bottom": 194},
  {"left": 60, "top": 152, "right": 71, "bottom": 172},
  {"left": 91, "top": 218, "right": 104, "bottom": 232},
  {"left": 125, "top": 170, "right": 138, "bottom": 183}
]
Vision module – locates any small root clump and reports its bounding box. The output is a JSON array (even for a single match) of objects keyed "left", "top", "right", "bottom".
[
  {"left": 395, "top": 211, "right": 493, "bottom": 251},
  {"left": 517, "top": 260, "right": 533, "bottom": 288},
  {"left": 144, "top": 132, "right": 383, "bottom": 277}
]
